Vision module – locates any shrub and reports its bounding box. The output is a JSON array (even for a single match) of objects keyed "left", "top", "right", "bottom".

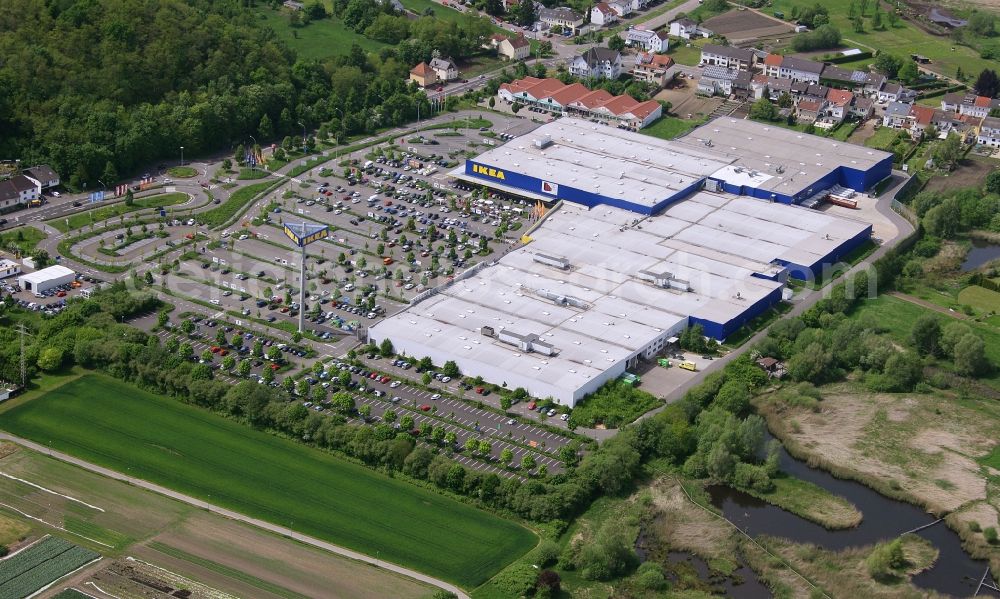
[
  {"left": 985, "top": 527, "right": 999, "bottom": 544},
  {"left": 533, "top": 539, "right": 560, "bottom": 567}
]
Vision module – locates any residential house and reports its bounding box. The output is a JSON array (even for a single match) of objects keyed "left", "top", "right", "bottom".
[
  {"left": 409, "top": 62, "right": 438, "bottom": 87},
  {"left": 23, "top": 165, "right": 59, "bottom": 190},
  {"left": 624, "top": 28, "right": 669, "bottom": 53},
  {"left": 539, "top": 7, "right": 584, "bottom": 34},
  {"left": 851, "top": 96, "right": 874, "bottom": 119},
  {"left": 0, "top": 175, "right": 40, "bottom": 211},
  {"left": 627, "top": 0, "right": 651, "bottom": 10},
  {"left": 908, "top": 104, "right": 935, "bottom": 139},
  {"left": 882, "top": 101, "right": 913, "bottom": 128},
  {"left": 496, "top": 77, "right": 662, "bottom": 128},
  {"left": 762, "top": 54, "right": 824, "bottom": 83},
  {"left": 820, "top": 65, "right": 869, "bottom": 90},
  {"left": 700, "top": 44, "right": 755, "bottom": 70},
  {"left": 750, "top": 74, "right": 792, "bottom": 100},
  {"left": 494, "top": 35, "right": 531, "bottom": 61},
  {"left": 822, "top": 88, "right": 854, "bottom": 124},
  {"left": 591, "top": 2, "right": 618, "bottom": 26},
  {"left": 940, "top": 92, "right": 966, "bottom": 113},
  {"left": 864, "top": 73, "right": 887, "bottom": 96},
  {"left": 698, "top": 65, "right": 739, "bottom": 96},
  {"left": 631, "top": 53, "right": 676, "bottom": 87},
  {"left": 977, "top": 116, "right": 1000, "bottom": 147},
  {"left": 732, "top": 70, "right": 754, "bottom": 98},
  {"left": 669, "top": 18, "right": 711, "bottom": 39},
  {"left": 429, "top": 57, "right": 458, "bottom": 81},
  {"left": 796, "top": 99, "right": 823, "bottom": 123},
  {"left": 959, "top": 94, "right": 1000, "bottom": 118},
  {"left": 930, "top": 109, "right": 963, "bottom": 136},
  {"left": 570, "top": 47, "right": 622, "bottom": 80},
  {"left": 608, "top": 0, "right": 633, "bottom": 17},
  {"left": 877, "top": 82, "right": 905, "bottom": 103}
]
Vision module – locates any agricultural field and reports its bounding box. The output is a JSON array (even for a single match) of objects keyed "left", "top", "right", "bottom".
[
  {"left": 769, "top": 0, "right": 997, "bottom": 77},
  {"left": 49, "top": 192, "right": 190, "bottom": 233},
  {"left": 0, "top": 536, "right": 100, "bottom": 598},
  {"left": 0, "top": 445, "right": 435, "bottom": 599},
  {"left": 0, "top": 374, "right": 536, "bottom": 588}
]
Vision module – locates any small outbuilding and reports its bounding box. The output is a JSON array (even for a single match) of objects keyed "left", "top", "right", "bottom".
[{"left": 18, "top": 264, "right": 76, "bottom": 296}]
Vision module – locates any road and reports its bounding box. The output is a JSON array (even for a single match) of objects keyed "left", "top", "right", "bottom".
[
  {"left": 617, "top": 0, "right": 703, "bottom": 37},
  {"left": 0, "top": 432, "right": 471, "bottom": 599}
]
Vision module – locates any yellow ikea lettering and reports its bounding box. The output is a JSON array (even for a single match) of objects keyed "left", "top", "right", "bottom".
[{"left": 473, "top": 164, "right": 505, "bottom": 180}]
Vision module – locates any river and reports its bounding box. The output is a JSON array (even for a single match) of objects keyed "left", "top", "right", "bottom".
[
  {"left": 961, "top": 239, "right": 1000, "bottom": 272},
  {"left": 708, "top": 433, "right": 997, "bottom": 597}
]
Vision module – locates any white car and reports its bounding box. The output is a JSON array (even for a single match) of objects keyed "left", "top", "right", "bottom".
[
  {"left": 51, "top": 191, "right": 61, "bottom": 198},
  {"left": 560, "top": 413, "right": 569, "bottom": 421},
  {"left": 210, "top": 299, "right": 221, "bottom": 305},
  {"left": 431, "top": 393, "right": 441, "bottom": 400},
  {"left": 547, "top": 409, "right": 556, "bottom": 417},
  {"left": 390, "top": 381, "right": 401, "bottom": 388}
]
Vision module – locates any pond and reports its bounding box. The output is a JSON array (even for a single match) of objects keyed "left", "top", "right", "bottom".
[
  {"left": 961, "top": 238, "right": 1000, "bottom": 272},
  {"left": 708, "top": 433, "right": 995, "bottom": 597}
]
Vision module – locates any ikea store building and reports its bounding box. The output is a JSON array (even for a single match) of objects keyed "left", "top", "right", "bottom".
[{"left": 369, "top": 117, "right": 892, "bottom": 405}]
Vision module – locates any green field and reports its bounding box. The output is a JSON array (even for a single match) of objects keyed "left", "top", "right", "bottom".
[
  {"left": 769, "top": 0, "right": 996, "bottom": 77},
  {"left": 199, "top": 181, "right": 276, "bottom": 228},
  {"left": 957, "top": 285, "right": 1000, "bottom": 314},
  {"left": 864, "top": 127, "right": 906, "bottom": 150},
  {"left": 167, "top": 166, "right": 198, "bottom": 178},
  {"left": 641, "top": 116, "right": 704, "bottom": 140},
  {"left": 50, "top": 193, "right": 189, "bottom": 233},
  {"left": 665, "top": 38, "right": 706, "bottom": 66},
  {"left": 0, "top": 375, "right": 535, "bottom": 587},
  {"left": 852, "top": 295, "right": 1000, "bottom": 387},
  {"left": 253, "top": 7, "right": 386, "bottom": 60},
  {"left": 0, "top": 227, "right": 47, "bottom": 254}
]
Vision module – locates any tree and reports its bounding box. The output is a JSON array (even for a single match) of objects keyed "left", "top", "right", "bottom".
[
  {"left": 515, "top": 0, "right": 537, "bottom": 27},
  {"left": 897, "top": 60, "right": 919, "bottom": 83},
  {"left": 954, "top": 333, "right": 989, "bottom": 377},
  {"left": 932, "top": 133, "right": 962, "bottom": 170},
  {"left": 262, "top": 365, "right": 275, "bottom": 384},
  {"left": 866, "top": 539, "right": 905, "bottom": 579},
  {"left": 923, "top": 203, "right": 960, "bottom": 237},
  {"left": 418, "top": 356, "right": 433, "bottom": 372},
  {"left": 521, "top": 454, "right": 536, "bottom": 472},
  {"left": 968, "top": 11, "right": 996, "bottom": 37},
  {"left": 178, "top": 342, "right": 193, "bottom": 358},
  {"left": 37, "top": 347, "right": 64, "bottom": 372},
  {"left": 222, "top": 354, "right": 236, "bottom": 371},
  {"left": 400, "top": 414, "right": 415, "bottom": 431},
  {"left": 974, "top": 69, "right": 1000, "bottom": 98},
  {"left": 874, "top": 53, "right": 904, "bottom": 78},
  {"left": 608, "top": 35, "right": 626, "bottom": 52},
  {"left": 156, "top": 310, "right": 169, "bottom": 328},
  {"left": 295, "top": 378, "right": 309, "bottom": 396},
  {"left": 871, "top": 8, "right": 882, "bottom": 29},
  {"left": 749, "top": 98, "right": 777, "bottom": 121},
  {"left": 201, "top": 349, "right": 214, "bottom": 362},
  {"left": 359, "top": 403, "right": 371, "bottom": 420},
  {"left": 478, "top": 440, "right": 491, "bottom": 456},
  {"left": 124, "top": 189, "right": 134, "bottom": 207},
  {"left": 985, "top": 170, "right": 1000, "bottom": 194},
  {"left": 442, "top": 360, "right": 460, "bottom": 377},
  {"left": 445, "top": 431, "right": 457, "bottom": 446},
  {"left": 500, "top": 448, "right": 513, "bottom": 466},
  {"left": 431, "top": 426, "right": 445, "bottom": 444},
  {"left": 379, "top": 338, "right": 394, "bottom": 357},
  {"left": 911, "top": 315, "right": 941, "bottom": 356},
  {"left": 464, "top": 437, "right": 478, "bottom": 453}
]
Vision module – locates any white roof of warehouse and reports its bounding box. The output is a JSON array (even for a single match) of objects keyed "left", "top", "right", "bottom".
[
  {"left": 466, "top": 117, "right": 732, "bottom": 208},
  {"left": 18, "top": 264, "right": 74, "bottom": 284},
  {"left": 674, "top": 118, "right": 893, "bottom": 197},
  {"left": 372, "top": 193, "right": 868, "bottom": 396}
]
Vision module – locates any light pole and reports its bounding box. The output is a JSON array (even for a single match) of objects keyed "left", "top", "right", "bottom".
[
  {"left": 180, "top": 146, "right": 184, "bottom": 167},
  {"left": 298, "top": 121, "right": 307, "bottom": 155}
]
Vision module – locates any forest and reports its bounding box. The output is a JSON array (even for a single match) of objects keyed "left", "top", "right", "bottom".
[{"left": 0, "top": 0, "right": 488, "bottom": 190}]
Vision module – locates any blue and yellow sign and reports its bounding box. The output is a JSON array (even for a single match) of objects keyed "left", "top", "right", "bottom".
[
  {"left": 283, "top": 222, "right": 329, "bottom": 247},
  {"left": 470, "top": 163, "right": 506, "bottom": 180}
]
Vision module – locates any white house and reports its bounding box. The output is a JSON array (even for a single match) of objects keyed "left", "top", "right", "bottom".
[
  {"left": 669, "top": 18, "right": 711, "bottom": 39},
  {"left": 700, "top": 44, "right": 755, "bottom": 70},
  {"left": 624, "top": 28, "right": 669, "bottom": 53},
  {"left": 0, "top": 259, "right": 21, "bottom": 279},
  {"left": 491, "top": 35, "right": 531, "bottom": 61},
  {"left": 608, "top": 0, "right": 632, "bottom": 17},
  {"left": 569, "top": 47, "right": 622, "bottom": 80},
  {"left": 698, "top": 65, "right": 739, "bottom": 96},
  {"left": 23, "top": 165, "right": 59, "bottom": 190},
  {"left": 882, "top": 101, "right": 913, "bottom": 128},
  {"left": 977, "top": 116, "right": 1000, "bottom": 147},
  {"left": 631, "top": 53, "right": 676, "bottom": 87},
  {"left": 539, "top": 7, "right": 584, "bottom": 34},
  {"left": 591, "top": 2, "right": 618, "bottom": 26},
  {"left": 429, "top": 57, "right": 458, "bottom": 81},
  {"left": 761, "top": 54, "right": 824, "bottom": 83},
  {"left": 0, "top": 175, "right": 40, "bottom": 211},
  {"left": 877, "top": 82, "right": 905, "bottom": 104}
]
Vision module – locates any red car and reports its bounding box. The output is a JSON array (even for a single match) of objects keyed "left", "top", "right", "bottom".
[
  {"left": 419, "top": 404, "right": 431, "bottom": 411},
  {"left": 210, "top": 346, "right": 221, "bottom": 353},
  {"left": 527, "top": 402, "right": 536, "bottom": 410},
  {"left": 270, "top": 363, "right": 280, "bottom": 371},
  {"left": 369, "top": 372, "right": 379, "bottom": 380},
  {"left": 379, "top": 375, "right": 391, "bottom": 383}
]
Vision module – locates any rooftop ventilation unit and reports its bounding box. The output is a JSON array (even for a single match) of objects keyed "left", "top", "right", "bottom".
[
  {"left": 533, "top": 253, "right": 570, "bottom": 270},
  {"left": 534, "top": 135, "right": 553, "bottom": 149}
]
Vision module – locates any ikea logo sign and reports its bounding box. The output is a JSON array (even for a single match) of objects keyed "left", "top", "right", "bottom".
[{"left": 471, "top": 164, "right": 505, "bottom": 180}]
